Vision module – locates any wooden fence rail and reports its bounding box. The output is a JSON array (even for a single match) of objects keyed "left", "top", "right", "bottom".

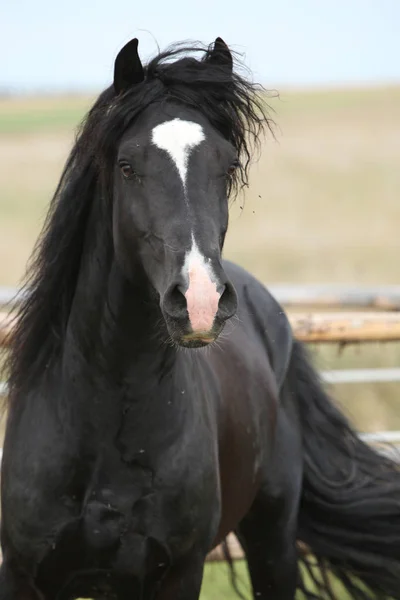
[{"left": 291, "top": 311, "right": 400, "bottom": 343}]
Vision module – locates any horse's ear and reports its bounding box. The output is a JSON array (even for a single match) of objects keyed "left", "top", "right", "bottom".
[
  {"left": 207, "top": 37, "right": 233, "bottom": 72},
  {"left": 114, "top": 38, "right": 144, "bottom": 94}
]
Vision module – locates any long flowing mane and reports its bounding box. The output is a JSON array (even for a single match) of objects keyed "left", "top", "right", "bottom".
[{"left": 4, "top": 42, "right": 274, "bottom": 399}]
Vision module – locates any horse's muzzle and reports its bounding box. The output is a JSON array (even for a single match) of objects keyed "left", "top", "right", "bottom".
[{"left": 161, "top": 280, "right": 237, "bottom": 347}]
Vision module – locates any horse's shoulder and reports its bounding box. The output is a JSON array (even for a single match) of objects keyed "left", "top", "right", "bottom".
[{"left": 223, "top": 260, "right": 293, "bottom": 390}]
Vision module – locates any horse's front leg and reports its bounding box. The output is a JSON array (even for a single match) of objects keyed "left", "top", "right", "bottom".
[
  {"left": 0, "top": 561, "right": 42, "bottom": 600},
  {"left": 155, "top": 553, "right": 206, "bottom": 600}
]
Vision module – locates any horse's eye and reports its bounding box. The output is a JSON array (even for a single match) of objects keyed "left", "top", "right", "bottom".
[
  {"left": 119, "top": 163, "right": 134, "bottom": 179},
  {"left": 227, "top": 160, "right": 240, "bottom": 176}
]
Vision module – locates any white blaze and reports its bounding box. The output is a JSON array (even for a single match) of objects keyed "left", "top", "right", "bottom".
[
  {"left": 183, "top": 238, "right": 220, "bottom": 333},
  {"left": 151, "top": 118, "right": 205, "bottom": 188},
  {"left": 152, "top": 118, "right": 218, "bottom": 334}
]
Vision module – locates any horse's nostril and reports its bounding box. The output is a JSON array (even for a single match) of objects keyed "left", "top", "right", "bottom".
[
  {"left": 217, "top": 283, "right": 226, "bottom": 296},
  {"left": 169, "top": 285, "right": 186, "bottom": 307},
  {"left": 218, "top": 282, "right": 238, "bottom": 321},
  {"left": 163, "top": 284, "right": 187, "bottom": 319},
  {"left": 162, "top": 278, "right": 237, "bottom": 330}
]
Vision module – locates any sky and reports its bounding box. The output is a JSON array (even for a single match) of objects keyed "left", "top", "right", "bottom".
[{"left": 1, "top": 0, "right": 399, "bottom": 92}]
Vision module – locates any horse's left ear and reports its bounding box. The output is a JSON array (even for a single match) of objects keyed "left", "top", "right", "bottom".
[
  {"left": 114, "top": 38, "right": 144, "bottom": 94},
  {"left": 207, "top": 37, "right": 233, "bottom": 72}
]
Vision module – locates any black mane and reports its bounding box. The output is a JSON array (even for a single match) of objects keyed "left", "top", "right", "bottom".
[{"left": 4, "top": 41, "right": 273, "bottom": 399}]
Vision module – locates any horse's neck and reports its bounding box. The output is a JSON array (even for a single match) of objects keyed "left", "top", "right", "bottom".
[{"left": 63, "top": 209, "right": 176, "bottom": 396}]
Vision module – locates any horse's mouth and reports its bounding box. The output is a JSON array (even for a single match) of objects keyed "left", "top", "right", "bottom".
[{"left": 179, "top": 331, "right": 217, "bottom": 348}]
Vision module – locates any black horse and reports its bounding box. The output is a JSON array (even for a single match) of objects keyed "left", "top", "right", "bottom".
[{"left": 1, "top": 37, "right": 400, "bottom": 600}]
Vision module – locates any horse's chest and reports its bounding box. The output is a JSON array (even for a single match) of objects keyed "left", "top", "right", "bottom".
[
  {"left": 83, "top": 463, "right": 155, "bottom": 547},
  {"left": 81, "top": 438, "right": 216, "bottom": 562},
  {"left": 33, "top": 391, "right": 219, "bottom": 591}
]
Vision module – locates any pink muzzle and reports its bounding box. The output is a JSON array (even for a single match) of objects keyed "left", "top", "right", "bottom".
[{"left": 184, "top": 262, "right": 221, "bottom": 332}]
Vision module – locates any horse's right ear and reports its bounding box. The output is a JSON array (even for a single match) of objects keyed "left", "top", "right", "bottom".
[
  {"left": 206, "top": 37, "right": 233, "bottom": 72},
  {"left": 114, "top": 38, "right": 144, "bottom": 94}
]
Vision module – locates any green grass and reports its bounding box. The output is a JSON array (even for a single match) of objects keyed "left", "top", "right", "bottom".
[
  {"left": 201, "top": 562, "right": 249, "bottom": 599},
  {"left": 201, "top": 560, "right": 356, "bottom": 599}
]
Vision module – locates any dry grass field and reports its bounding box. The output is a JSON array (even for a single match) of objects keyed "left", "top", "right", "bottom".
[{"left": 0, "top": 86, "right": 399, "bottom": 598}]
